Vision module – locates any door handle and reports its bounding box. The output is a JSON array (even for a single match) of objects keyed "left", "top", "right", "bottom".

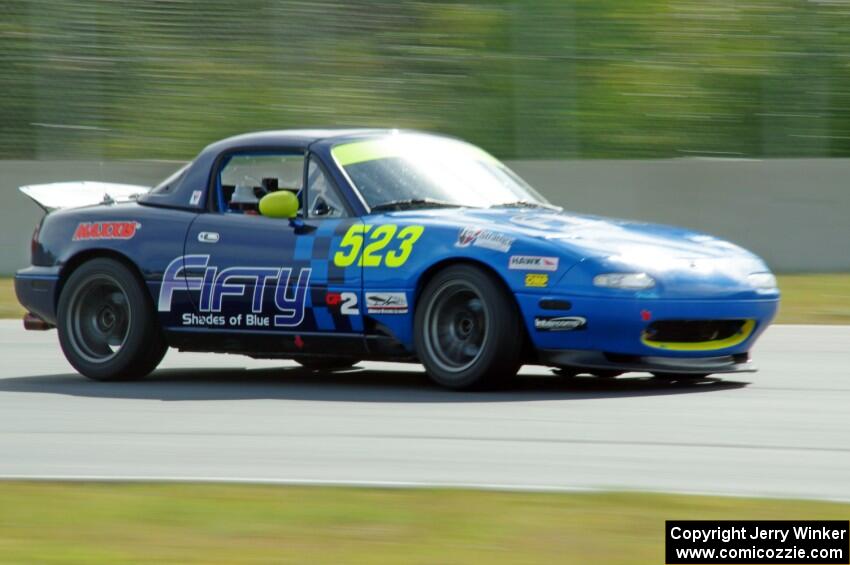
[{"left": 197, "top": 231, "right": 220, "bottom": 243}]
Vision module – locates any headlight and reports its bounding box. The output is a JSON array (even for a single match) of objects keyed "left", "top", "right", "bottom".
[
  {"left": 748, "top": 272, "right": 777, "bottom": 290},
  {"left": 593, "top": 272, "right": 656, "bottom": 290}
]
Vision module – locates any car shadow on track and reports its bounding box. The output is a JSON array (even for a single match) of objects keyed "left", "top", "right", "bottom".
[{"left": 0, "top": 365, "right": 749, "bottom": 403}]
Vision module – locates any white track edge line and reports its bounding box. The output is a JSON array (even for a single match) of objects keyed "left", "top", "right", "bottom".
[{"left": 0, "top": 475, "right": 847, "bottom": 504}]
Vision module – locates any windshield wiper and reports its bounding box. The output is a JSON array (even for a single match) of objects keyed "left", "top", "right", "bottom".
[
  {"left": 489, "top": 200, "right": 561, "bottom": 211},
  {"left": 369, "top": 198, "right": 463, "bottom": 212}
]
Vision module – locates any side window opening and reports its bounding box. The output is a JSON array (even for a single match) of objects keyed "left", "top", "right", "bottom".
[
  {"left": 305, "top": 157, "right": 349, "bottom": 218},
  {"left": 216, "top": 152, "right": 304, "bottom": 215}
]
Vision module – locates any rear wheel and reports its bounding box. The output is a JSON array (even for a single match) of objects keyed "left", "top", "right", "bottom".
[
  {"left": 57, "top": 258, "right": 167, "bottom": 381},
  {"left": 295, "top": 357, "right": 360, "bottom": 371},
  {"left": 415, "top": 265, "right": 522, "bottom": 390}
]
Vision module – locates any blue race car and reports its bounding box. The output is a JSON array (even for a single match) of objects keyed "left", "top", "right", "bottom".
[{"left": 15, "top": 129, "right": 780, "bottom": 389}]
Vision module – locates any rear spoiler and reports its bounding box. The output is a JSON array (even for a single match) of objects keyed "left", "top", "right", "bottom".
[{"left": 19, "top": 181, "right": 150, "bottom": 212}]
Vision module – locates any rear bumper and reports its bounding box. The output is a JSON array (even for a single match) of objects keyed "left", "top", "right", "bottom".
[
  {"left": 538, "top": 349, "right": 754, "bottom": 375},
  {"left": 14, "top": 267, "right": 60, "bottom": 325}
]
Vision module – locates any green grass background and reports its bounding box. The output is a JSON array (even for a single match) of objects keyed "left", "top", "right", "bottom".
[
  {"left": 0, "top": 483, "right": 848, "bottom": 564},
  {"left": 5, "top": 1, "right": 850, "bottom": 161},
  {"left": 3, "top": 275, "right": 849, "bottom": 324}
]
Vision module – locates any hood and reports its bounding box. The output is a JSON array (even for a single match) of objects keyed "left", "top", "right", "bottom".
[
  {"left": 387, "top": 207, "right": 757, "bottom": 262},
  {"left": 20, "top": 181, "right": 149, "bottom": 212}
]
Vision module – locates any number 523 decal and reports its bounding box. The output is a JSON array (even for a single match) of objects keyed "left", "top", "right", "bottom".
[{"left": 334, "top": 224, "right": 424, "bottom": 268}]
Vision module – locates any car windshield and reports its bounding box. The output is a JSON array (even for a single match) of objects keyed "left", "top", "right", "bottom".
[{"left": 331, "top": 134, "right": 550, "bottom": 211}]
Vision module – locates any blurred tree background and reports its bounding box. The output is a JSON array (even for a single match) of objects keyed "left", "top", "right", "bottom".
[{"left": 1, "top": 0, "right": 849, "bottom": 160}]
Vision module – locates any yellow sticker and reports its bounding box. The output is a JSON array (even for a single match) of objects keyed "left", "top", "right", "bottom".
[{"left": 525, "top": 273, "right": 548, "bottom": 288}]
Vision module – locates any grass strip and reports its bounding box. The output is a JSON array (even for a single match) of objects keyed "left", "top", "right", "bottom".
[{"left": 0, "top": 483, "right": 848, "bottom": 564}]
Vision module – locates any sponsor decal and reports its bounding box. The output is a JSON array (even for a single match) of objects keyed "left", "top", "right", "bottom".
[
  {"left": 455, "top": 227, "right": 514, "bottom": 253},
  {"left": 524, "top": 273, "right": 549, "bottom": 288},
  {"left": 456, "top": 228, "right": 479, "bottom": 247},
  {"left": 365, "top": 292, "right": 408, "bottom": 314},
  {"left": 508, "top": 255, "right": 559, "bottom": 271},
  {"left": 325, "top": 291, "right": 359, "bottom": 315},
  {"left": 159, "top": 255, "right": 311, "bottom": 328},
  {"left": 190, "top": 190, "right": 203, "bottom": 206},
  {"left": 641, "top": 309, "right": 652, "bottom": 322},
  {"left": 534, "top": 316, "right": 586, "bottom": 331},
  {"left": 73, "top": 221, "right": 139, "bottom": 241}
]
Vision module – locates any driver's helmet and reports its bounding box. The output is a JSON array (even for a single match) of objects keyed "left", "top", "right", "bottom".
[{"left": 230, "top": 183, "right": 259, "bottom": 213}]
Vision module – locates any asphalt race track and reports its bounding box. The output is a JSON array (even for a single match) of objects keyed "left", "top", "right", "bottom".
[{"left": 0, "top": 320, "right": 847, "bottom": 500}]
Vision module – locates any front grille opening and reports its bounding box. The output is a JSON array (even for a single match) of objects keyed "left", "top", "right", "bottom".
[{"left": 644, "top": 319, "right": 748, "bottom": 343}]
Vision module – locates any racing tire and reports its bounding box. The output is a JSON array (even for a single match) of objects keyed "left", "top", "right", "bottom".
[
  {"left": 415, "top": 264, "right": 522, "bottom": 390},
  {"left": 57, "top": 258, "right": 167, "bottom": 381},
  {"left": 295, "top": 357, "right": 361, "bottom": 371}
]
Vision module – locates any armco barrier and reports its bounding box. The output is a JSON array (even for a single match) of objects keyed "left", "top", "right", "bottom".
[{"left": 508, "top": 158, "right": 850, "bottom": 273}]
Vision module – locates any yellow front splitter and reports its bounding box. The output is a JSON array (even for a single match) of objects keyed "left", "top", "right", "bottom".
[{"left": 641, "top": 319, "right": 756, "bottom": 352}]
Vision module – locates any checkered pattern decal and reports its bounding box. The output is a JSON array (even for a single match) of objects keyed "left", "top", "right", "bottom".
[{"left": 294, "top": 219, "right": 363, "bottom": 333}]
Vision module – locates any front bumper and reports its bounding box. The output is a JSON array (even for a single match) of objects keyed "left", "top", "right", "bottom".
[
  {"left": 517, "top": 292, "right": 779, "bottom": 359},
  {"left": 538, "top": 349, "right": 754, "bottom": 375}
]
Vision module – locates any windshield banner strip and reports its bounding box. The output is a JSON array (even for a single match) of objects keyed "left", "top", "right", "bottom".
[{"left": 331, "top": 137, "right": 496, "bottom": 167}]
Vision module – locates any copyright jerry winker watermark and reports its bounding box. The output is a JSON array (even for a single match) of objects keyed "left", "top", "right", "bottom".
[{"left": 665, "top": 520, "right": 849, "bottom": 564}]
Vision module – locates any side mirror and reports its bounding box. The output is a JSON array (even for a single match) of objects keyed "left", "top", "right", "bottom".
[{"left": 259, "top": 190, "right": 298, "bottom": 219}]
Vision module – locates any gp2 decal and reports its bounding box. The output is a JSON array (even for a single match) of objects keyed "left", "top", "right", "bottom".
[
  {"left": 158, "top": 255, "right": 311, "bottom": 328},
  {"left": 326, "top": 291, "right": 359, "bottom": 315},
  {"left": 334, "top": 224, "right": 424, "bottom": 268},
  {"left": 73, "top": 221, "right": 139, "bottom": 241}
]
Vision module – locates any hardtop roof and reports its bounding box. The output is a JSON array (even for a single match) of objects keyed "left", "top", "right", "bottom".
[
  {"left": 138, "top": 128, "right": 450, "bottom": 211},
  {"left": 202, "top": 128, "right": 398, "bottom": 153}
]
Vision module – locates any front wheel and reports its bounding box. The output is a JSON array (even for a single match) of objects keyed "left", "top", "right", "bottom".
[
  {"left": 414, "top": 265, "right": 522, "bottom": 390},
  {"left": 57, "top": 258, "right": 167, "bottom": 381}
]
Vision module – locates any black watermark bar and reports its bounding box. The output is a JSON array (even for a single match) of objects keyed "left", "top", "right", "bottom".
[{"left": 666, "top": 521, "right": 849, "bottom": 564}]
